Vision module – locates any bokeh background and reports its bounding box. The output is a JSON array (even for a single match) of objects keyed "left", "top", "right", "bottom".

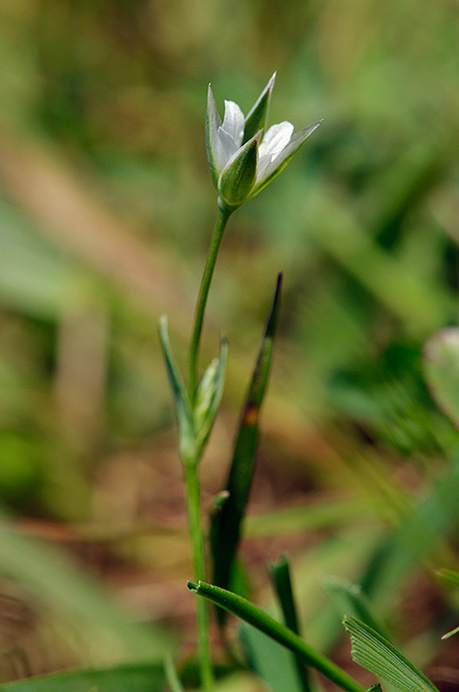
[{"left": 0, "top": 0, "right": 458, "bottom": 688}]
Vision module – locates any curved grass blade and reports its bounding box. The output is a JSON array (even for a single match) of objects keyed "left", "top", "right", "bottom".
[
  {"left": 187, "top": 580, "right": 364, "bottom": 692},
  {"left": 210, "top": 274, "right": 282, "bottom": 622},
  {"left": 164, "top": 654, "right": 186, "bottom": 692},
  {"left": 436, "top": 568, "right": 459, "bottom": 587},
  {"left": 270, "top": 555, "right": 312, "bottom": 692},
  {"left": 0, "top": 662, "right": 165, "bottom": 691},
  {"left": 343, "top": 617, "right": 439, "bottom": 692},
  {"left": 323, "top": 577, "right": 390, "bottom": 641}
]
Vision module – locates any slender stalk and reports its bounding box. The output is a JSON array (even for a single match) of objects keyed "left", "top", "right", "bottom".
[
  {"left": 184, "top": 462, "right": 214, "bottom": 692},
  {"left": 182, "top": 205, "right": 232, "bottom": 690},
  {"left": 188, "top": 206, "right": 232, "bottom": 401}
]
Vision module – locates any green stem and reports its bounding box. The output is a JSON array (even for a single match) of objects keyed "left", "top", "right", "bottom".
[
  {"left": 188, "top": 206, "right": 232, "bottom": 401},
  {"left": 188, "top": 580, "right": 365, "bottom": 692},
  {"left": 184, "top": 464, "right": 214, "bottom": 692}
]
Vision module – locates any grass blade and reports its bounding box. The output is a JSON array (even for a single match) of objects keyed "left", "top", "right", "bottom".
[
  {"left": 343, "top": 617, "right": 439, "bottom": 692},
  {"left": 0, "top": 662, "right": 165, "bottom": 691},
  {"left": 188, "top": 580, "right": 364, "bottom": 692},
  {"left": 270, "top": 555, "right": 312, "bottom": 692},
  {"left": 164, "top": 655, "right": 186, "bottom": 692},
  {"left": 323, "top": 577, "right": 390, "bottom": 641},
  {"left": 210, "top": 274, "right": 282, "bottom": 618}
]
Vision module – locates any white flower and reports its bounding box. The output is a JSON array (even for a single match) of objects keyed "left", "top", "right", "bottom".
[{"left": 206, "top": 73, "right": 321, "bottom": 209}]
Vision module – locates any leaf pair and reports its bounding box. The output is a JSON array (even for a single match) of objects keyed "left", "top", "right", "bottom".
[{"left": 158, "top": 316, "right": 227, "bottom": 465}]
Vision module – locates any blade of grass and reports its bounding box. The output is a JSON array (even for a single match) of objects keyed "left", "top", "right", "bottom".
[
  {"left": 0, "top": 662, "right": 165, "bottom": 692},
  {"left": 270, "top": 555, "right": 312, "bottom": 692},
  {"left": 164, "top": 655, "right": 186, "bottom": 692},
  {"left": 436, "top": 568, "right": 459, "bottom": 587},
  {"left": 323, "top": 577, "right": 390, "bottom": 641},
  {"left": 187, "top": 580, "right": 364, "bottom": 692},
  {"left": 0, "top": 512, "right": 173, "bottom": 661},
  {"left": 210, "top": 274, "right": 282, "bottom": 622},
  {"left": 343, "top": 617, "right": 439, "bottom": 692}
]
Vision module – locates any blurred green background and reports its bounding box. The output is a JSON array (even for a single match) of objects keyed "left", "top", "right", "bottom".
[{"left": 0, "top": 0, "right": 458, "bottom": 685}]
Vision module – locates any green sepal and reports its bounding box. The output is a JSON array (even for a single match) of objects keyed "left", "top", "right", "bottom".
[
  {"left": 218, "top": 131, "right": 260, "bottom": 207},
  {"left": 243, "top": 72, "right": 276, "bottom": 143},
  {"left": 205, "top": 85, "right": 222, "bottom": 190},
  {"left": 158, "top": 316, "right": 196, "bottom": 464},
  {"left": 252, "top": 120, "right": 322, "bottom": 197},
  {"left": 194, "top": 336, "right": 228, "bottom": 456},
  {"left": 343, "top": 617, "right": 440, "bottom": 692}
]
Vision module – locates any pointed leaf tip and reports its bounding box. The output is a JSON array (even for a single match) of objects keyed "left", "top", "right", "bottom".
[{"left": 244, "top": 73, "right": 277, "bottom": 142}]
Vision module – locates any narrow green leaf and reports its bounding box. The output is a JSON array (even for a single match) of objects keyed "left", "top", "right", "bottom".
[
  {"left": 323, "top": 577, "right": 390, "bottom": 641},
  {"left": 270, "top": 555, "right": 312, "bottom": 692},
  {"left": 0, "top": 662, "right": 165, "bottom": 691},
  {"left": 441, "top": 625, "right": 459, "bottom": 640},
  {"left": 0, "top": 513, "right": 173, "bottom": 661},
  {"left": 158, "top": 316, "right": 196, "bottom": 464},
  {"left": 367, "top": 686, "right": 383, "bottom": 692},
  {"left": 436, "top": 568, "right": 459, "bottom": 587},
  {"left": 164, "top": 654, "right": 186, "bottom": 692},
  {"left": 239, "top": 623, "right": 305, "bottom": 692},
  {"left": 210, "top": 275, "right": 282, "bottom": 621},
  {"left": 243, "top": 72, "right": 276, "bottom": 142},
  {"left": 187, "top": 580, "right": 364, "bottom": 692},
  {"left": 343, "top": 617, "right": 439, "bottom": 692},
  {"left": 194, "top": 336, "right": 228, "bottom": 456},
  {"left": 423, "top": 327, "right": 459, "bottom": 427},
  {"left": 218, "top": 132, "right": 260, "bottom": 207}
]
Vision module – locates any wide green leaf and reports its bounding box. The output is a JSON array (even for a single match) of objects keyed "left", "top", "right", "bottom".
[{"left": 343, "top": 617, "right": 439, "bottom": 692}]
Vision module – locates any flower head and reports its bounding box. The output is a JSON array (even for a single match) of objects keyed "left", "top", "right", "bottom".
[{"left": 206, "top": 73, "right": 321, "bottom": 210}]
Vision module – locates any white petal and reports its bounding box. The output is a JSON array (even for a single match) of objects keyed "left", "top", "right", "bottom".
[
  {"left": 258, "top": 121, "right": 294, "bottom": 159},
  {"left": 256, "top": 153, "right": 274, "bottom": 180},
  {"left": 213, "top": 126, "right": 240, "bottom": 172},
  {"left": 221, "top": 100, "right": 245, "bottom": 145}
]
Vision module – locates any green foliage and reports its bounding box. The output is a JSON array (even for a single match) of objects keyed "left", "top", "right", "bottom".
[
  {"left": 0, "top": 663, "right": 164, "bottom": 692},
  {"left": 188, "top": 580, "right": 364, "bottom": 692},
  {"left": 343, "top": 618, "right": 439, "bottom": 692},
  {"left": 0, "top": 1, "right": 457, "bottom": 690},
  {"left": 270, "top": 555, "right": 311, "bottom": 692},
  {"left": 423, "top": 328, "right": 459, "bottom": 427},
  {"left": 210, "top": 275, "right": 282, "bottom": 617}
]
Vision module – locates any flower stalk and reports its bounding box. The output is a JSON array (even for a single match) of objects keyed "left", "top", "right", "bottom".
[
  {"left": 188, "top": 206, "right": 233, "bottom": 402},
  {"left": 160, "top": 72, "right": 321, "bottom": 692}
]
